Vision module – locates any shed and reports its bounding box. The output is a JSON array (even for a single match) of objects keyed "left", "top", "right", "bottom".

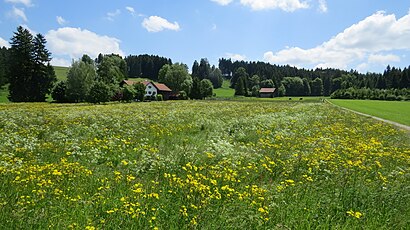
[{"left": 259, "top": 88, "right": 276, "bottom": 98}]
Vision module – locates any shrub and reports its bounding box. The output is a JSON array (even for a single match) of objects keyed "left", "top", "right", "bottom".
[
  {"left": 134, "top": 82, "right": 146, "bottom": 102},
  {"left": 156, "top": 94, "right": 163, "bottom": 101},
  {"left": 87, "top": 81, "right": 112, "bottom": 104},
  {"left": 122, "top": 85, "right": 136, "bottom": 102}
]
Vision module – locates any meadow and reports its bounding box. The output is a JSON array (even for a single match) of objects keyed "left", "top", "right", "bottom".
[
  {"left": 0, "top": 100, "right": 409, "bottom": 229},
  {"left": 330, "top": 99, "right": 410, "bottom": 126},
  {"left": 214, "top": 80, "right": 234, "bottom": 98}
]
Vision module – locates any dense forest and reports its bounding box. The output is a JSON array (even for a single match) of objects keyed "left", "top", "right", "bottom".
[
  {"left": 218, "top": 58, "right": 410, "bottom": 97},
  {"left": 125, "top": 54, "right": 172, "bottom": 81}
]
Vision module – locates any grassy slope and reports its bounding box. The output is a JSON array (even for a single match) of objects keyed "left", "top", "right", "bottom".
[
  {"left": 54, "top": 66, "right": 69, "bottom": 81},
  {"left": 0, "top": 85, "right": 8, "bottom": 103},
  {"left": 214, "top": 79, "right": 234, "bottom": 98},
  {"left": 330, "top": 99, "right": 410, "bottom": 126},
  {"left": 0, "top": 66, "right": 69, "bottom": 103}
]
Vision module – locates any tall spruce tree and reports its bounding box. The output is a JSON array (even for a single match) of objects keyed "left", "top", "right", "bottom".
[
  {"left": 8, "top": 26, "right": 56, "bottom": 102},
  {"left": 32, "top": 34, "right": 56, "bottom": 101},
  {"left": 0, "top": 47, "right": 9, "bottom": 87}
]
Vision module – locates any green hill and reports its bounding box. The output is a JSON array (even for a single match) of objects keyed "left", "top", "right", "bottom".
[{"left": 54, "top": 66, "right": 69, "bottom": 81}]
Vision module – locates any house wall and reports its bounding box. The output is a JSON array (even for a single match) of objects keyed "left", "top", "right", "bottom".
[{"left": 145, "top": 83, "right": 158, "bottom": 97}]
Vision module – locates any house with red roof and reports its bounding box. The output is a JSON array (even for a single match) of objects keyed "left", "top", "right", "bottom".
[{"left": 121, "top": 80, "right": 173, "bottom": 100}]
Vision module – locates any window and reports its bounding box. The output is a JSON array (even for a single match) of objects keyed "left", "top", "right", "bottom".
[
  {"left": 148, "top": 91, "right": 152, "bottom": 95},
  {"left": 148, "top": 85, "right": 152, "bottom": 89}
]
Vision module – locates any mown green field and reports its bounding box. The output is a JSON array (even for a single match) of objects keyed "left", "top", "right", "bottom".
[
  {"left": 0, "top": 85, "right": 8, "bottom": 103},
  {"left": 330, "top": 99, "right": 410, "bottom": 126},
  {"left": 1, "top": 101, "right": 409, "bottom": 229},
  {"left": 54, "top": 66, "right": 69, "bottom": 81},
  {"left": 214, "top": 79, "right": 234, "bottom": 98}
]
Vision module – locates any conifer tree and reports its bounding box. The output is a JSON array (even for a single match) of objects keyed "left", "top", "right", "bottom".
[{"left": 8, "top": 26, "right": 56, "bottom": 102}]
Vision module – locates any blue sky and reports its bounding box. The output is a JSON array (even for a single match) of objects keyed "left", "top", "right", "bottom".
[{"left": 0, "top": 0, "right": 410, "bottom": 73}]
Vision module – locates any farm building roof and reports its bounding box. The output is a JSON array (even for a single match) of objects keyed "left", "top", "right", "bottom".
[
  {"left": 259, "top": 88, "right": 276, "bottom": 93},
  {"left": 142, "top": 80, "right": 172, "bottom": 92}
]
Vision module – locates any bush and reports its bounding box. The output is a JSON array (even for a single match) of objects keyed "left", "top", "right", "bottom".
[
  {"left": 134, "top": 82, "right": 146, "bottom": 102},
  {"left": 51, "top": 81, "right": 68, "bottom": 103},
  {"left": 179, "top": 91, "right": 188, "bottom": 100},
  {"left": 331, "top": 88, "right": 409, "bottom": 101},
  {"left": 156, "top": 94, "right": 163, "bottom": 101},
  {"left": 87, "top": 81, "right": 112, "bottom": 104},
  {"left": 122, "top": 86, "right": 136, "bottom": 102}
]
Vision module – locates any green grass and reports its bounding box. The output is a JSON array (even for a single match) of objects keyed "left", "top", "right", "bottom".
[
  {"left": 0, "top": 101, "right": 409, "bottom": 229},
  {"left": 0, "top": 85, "right": 8, "bottom": 103},
  {"left": 330, "top": 99, "right": 410, "bottom": 126},
  {"left": 127, "top": 77, "right": 152, "bottom": 82},
  {"left": 54, "top": 66, "right": 69, "bottom": 81},
  {"left": 214, "top": 79, "right": 234, "bottom": 98}
]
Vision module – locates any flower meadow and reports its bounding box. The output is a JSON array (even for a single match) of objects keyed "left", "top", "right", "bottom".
[{"left": 0, "top": 101, "right": 409, "bottom": 229}]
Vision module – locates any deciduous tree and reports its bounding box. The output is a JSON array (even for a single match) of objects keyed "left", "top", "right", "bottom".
[{"left": 66, "top": 59, "right": 96, "bottom": 102}]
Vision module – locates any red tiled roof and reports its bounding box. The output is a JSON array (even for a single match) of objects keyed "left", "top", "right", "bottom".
[
  {"left": 154, "top": 83, "right": 172, "bottom": 92},
  {"left": 143, "top": 80, "right": 172, "bottom": 92},
  {"left": 259, "top": 88, "right": 276, "bottom": 93},
  {"left": 122, "top": 80, "right": 172, "bottom": 92},
  {"left": 122, "top": 80, "right": 137, "bottom": 85}
]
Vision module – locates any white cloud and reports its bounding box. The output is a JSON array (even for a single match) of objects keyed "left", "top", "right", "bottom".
[
  {"left": 5, "top": 0, "right": 32, "bottom": 7},
  {"left": 45, "top": 27, "right": 124, "bottom": 61},
  {"left": 56, "top": 16, "right": 67, "bottom": 25},
  {"left": 0, "top": 37, "right": 10, "bottom": 48},
  {"left": 142, "top": 16, "right": 180, "bottom": 32},
  {"left": 106, "top": 9, "right": 121, "bottom": 21},
  {"left": 240, "top": 0, "right": 309, "bottom": 12},
  {"left": 125, "top": 6, "right": 135, "bottom": 14},
  {"left": 226, "top": 53, "right": 247, "bottom": 61},
  {"left": 264, "top": 11, "right": 410, "bottom": 71},
  {"left": 318, "top": 0, "right": 327, "bottom": 13},
  {"left": 50, "top": 57, "right": 71, "bottom": 67},
  {"left": 368, "top": 54, "right": 400, "bottom": 64},
  {"left": 211, "top": 0, "right": 234, "bottom": 6},
  {"left": 10, "top": 6, "right": 27, "bottom": 22}
]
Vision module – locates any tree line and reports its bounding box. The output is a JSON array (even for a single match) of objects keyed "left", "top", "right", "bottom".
[{"left": 219, "top": 58, "right": 410, "bottom": 99}]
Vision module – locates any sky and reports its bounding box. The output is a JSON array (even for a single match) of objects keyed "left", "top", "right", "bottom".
[{"left": 0, "top": 0, "right": 410, "bottom": 73}]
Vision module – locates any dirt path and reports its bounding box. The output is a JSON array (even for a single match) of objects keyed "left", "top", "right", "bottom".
[{"left": 326, "top": 100, "right": 410, "bottom": 133}]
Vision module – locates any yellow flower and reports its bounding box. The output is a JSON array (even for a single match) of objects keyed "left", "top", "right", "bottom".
[{"left": 347, "top": 210, "right": 363, "bottom": 219}]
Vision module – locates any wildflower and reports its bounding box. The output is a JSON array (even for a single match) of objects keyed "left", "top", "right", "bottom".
[{"left": 347, "top": 210, "right": 363, "bottom": 219}]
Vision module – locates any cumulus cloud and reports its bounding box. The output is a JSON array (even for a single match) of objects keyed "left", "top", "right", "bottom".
[
  {"left": 0, "top": 37, "right": 10, "bottom": 48},
  {"left": 142, "top": 16, "right": 180, "bottom": 32},
  {"left": 211, "top": 0, "right": 234, "bottom": 6},
  {"left": 263, "top": 11, "right": 410, "bottom": 70},
  {"left": 368, "top": 54, "right": 400, "bottom": 65},
  {"left": 45, "top": 27, "right": 124, "bottom": 62},
  {"left": 5, "top": 0, "right": 32, "bottom": 7},
  {"left": 10, "top": 6, "right": 27, "bottom": 22},
  {"left": 56, "top": 16, "right": 67, "bottom": 25},
  {"left": 240, "top": 0, "right": 309, "bottom": 12},
  {"left": 318, "top": 0, "right": 327, "bottom": 13},
  {"left": 226, "top": 53, "right": 247, "bottom": 61}
]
